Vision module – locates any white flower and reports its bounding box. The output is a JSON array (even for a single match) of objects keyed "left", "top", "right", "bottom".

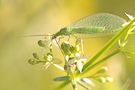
[
  {"left": 65, "top": 55, "right": 69, "bottom": 62},
  {"left": 75, "top": 53, "right": 80, "bottom": 57},
  {"left": 47, "top": 55, "right": 53, "bottom": 61},
  {"left": 77, "top": 60, "right": 83, "bottom": 73}
]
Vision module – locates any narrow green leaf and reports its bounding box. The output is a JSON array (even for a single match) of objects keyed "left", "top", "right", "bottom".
[{"left": 54, "top": 76, "right": 70, "bottom": 81}]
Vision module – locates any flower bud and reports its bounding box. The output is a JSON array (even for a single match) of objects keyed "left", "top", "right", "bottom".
[
  {"left": 38, "top": 40, "right": 45, "bottom": 47},
  {"left": 28, "top": 58, "right": 39, "bottom": 65},
  {"left": 47, "top": 54, "right": 53, "bottom": 62},
  {"left": 38, "top": 39, "right": 52, "bottom": 49},
  {"left": 33, "top": 53, "right": 39, "bottom": 59},
  {"left": 96, "top": 77, "right": 106, "bottom": 83},
  {"left": 96, "top": 66, "right": 108, "bottom": 74},
  {"left": 106, "top": 76, "right": 113, "bottom": 82}
]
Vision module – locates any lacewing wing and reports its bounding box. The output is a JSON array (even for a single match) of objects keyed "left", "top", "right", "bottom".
[{"left": 26, "top": 13, "right": 127, "bottom": 39}]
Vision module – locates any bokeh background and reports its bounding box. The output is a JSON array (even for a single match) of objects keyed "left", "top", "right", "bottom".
[{"left": 0, "top": 0, "right": 135, "bottom": 90}]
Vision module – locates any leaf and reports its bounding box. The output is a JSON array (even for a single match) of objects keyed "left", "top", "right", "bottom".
[{"left": 54, "top": 76, "right": 70, "bottom": 81}]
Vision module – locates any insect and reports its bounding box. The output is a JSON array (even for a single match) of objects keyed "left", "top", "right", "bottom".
[
  {"left": 28, "top": 13, "right": 128, "bottom": 40},
  {"left": 51, "top": 13, "right": 127, "bottom": 39}
]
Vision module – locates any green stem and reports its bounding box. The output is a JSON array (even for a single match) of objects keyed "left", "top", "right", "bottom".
[
  {"left": 72, "top": 80, "right": 77, "bottom": 90},
  {"left": 81, "top": 49, "right": 120, "bottom": 76}
]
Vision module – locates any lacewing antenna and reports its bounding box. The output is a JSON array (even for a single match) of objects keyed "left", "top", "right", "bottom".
[{"left": 23, "top": 34, "right": 53, "bottom": 37}]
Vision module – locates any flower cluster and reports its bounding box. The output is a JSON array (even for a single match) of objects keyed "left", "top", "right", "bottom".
[
  {"left": 28, "top": 36, "right": 55, "bottom": 70},
  {"left": 28, "top": 36, "right": 114, "bottom": 90}
]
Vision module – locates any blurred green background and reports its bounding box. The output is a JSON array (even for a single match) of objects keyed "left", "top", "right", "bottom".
[{"left": 0, "top": 0, "right": 135, "bottom": 90}]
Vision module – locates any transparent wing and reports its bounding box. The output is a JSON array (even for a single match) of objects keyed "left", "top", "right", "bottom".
[
  {"left": 68, "top": 13, "right": 127, "bottom": 32},
  {"left": 24, "top": 13, "right": 127, "bottom": 38}
]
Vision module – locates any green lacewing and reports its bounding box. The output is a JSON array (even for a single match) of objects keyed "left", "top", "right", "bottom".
[
  {"left": 27, "top": 13, "right": 127, "bottom": 39},
  {"left": 52, "top": 13, "right": 127, "bottom": 39}
]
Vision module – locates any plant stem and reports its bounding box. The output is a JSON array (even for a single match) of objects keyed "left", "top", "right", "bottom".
[
  {"left": 81, "top": 49, "right": 120, "bottom": 76},
  {"left": 72, "top": 80, "right": 77, "bottom": 90}
]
